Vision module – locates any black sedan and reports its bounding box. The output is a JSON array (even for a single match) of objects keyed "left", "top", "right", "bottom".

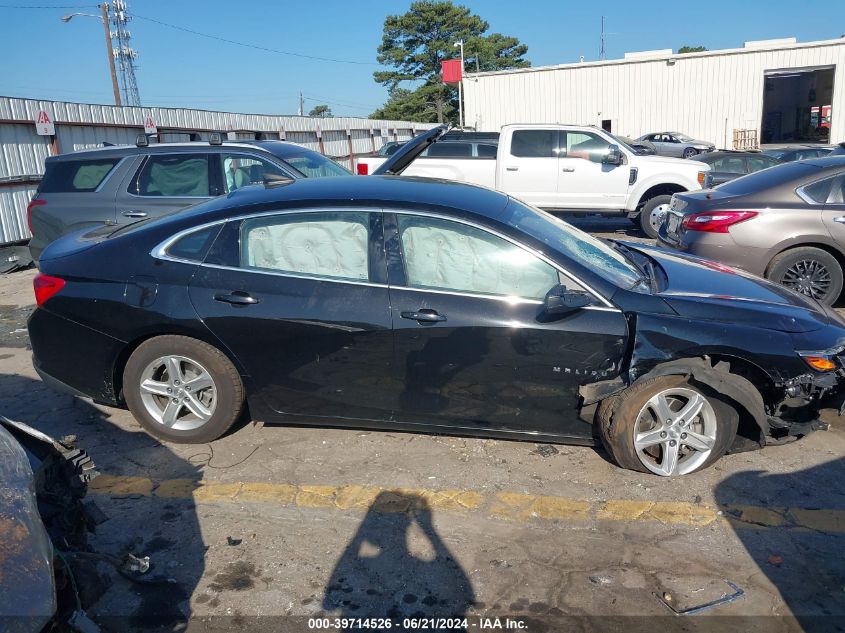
[
  {"left": 28, "top": 133, "right": 845, "bottom": 477},
  {"left": 694, "top": 151, "right": 782, "bottom": 187}
]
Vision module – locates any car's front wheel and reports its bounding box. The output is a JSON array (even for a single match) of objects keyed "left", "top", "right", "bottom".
[
  {"left": 598, "top": 375, "right": 738, "bottom": 476},
  {"left": 123, "top": 335, "right": 244, "bottom": 443},
  {"left": 682, "top": 147, "right": 697, "bottom": 159},
  {"left": 639, "top": 195, "right": 673, "bottom": 239},
  {"left": 767, "top": 246, "right": 844, "bottom": 306}
]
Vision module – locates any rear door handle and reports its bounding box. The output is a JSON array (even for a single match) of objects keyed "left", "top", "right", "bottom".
[
  {"left": 214, "top": 291, "right": 260, "bottom": 306},
  {"left": 561, "top": 167, "right": 575, "bottom": 172},
  {"left": 122, "top": 211, "right": 148, "bottom": 218},
  {"left": 401, "top": 309, "right": 446, "bottom": 323},
  {"left": 505, "top": 166, "right": 519, "bottom": 171},
  {"left": 833, "top": 216, "right": 845, "bottom": 224}
]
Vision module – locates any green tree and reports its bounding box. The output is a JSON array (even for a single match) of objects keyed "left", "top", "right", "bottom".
[
  {"left": 308, "top": 104, "right": 332, "bottom": 117},
  {"left": 678, "top": 45, "right": 708, "bottom": 53},
  {"left": 373, "top": 1, "right": 529, "bottom": 123}
]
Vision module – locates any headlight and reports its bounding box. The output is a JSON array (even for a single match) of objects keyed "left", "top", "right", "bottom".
[
  {"left": 797, "top": 345, "right": 845, "bottom": 372},
  {"left": 697, "top": 171, "right": 706, "bottom": 186}
]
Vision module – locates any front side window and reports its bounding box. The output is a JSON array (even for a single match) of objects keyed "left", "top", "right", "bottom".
[
  {"left": 396, "top": 215, "right": 560, "bottom": 300},
  {"left": 241, "top": 212, "right": 369, "bottom": 281},
  {"left": 221, "top": 153, "right": 291, "bottom": 192},
  {"left": 129, "top": 154, "right": 211, "bottom": 197},
  {"left": 711, "top": 157, "right": 746, "bottom": 173},
  {"left": 510, "top": 130, "right": 558, "bottom": 158},
  {"left": 563, "top": 131, "right": 611, "bottom": 163}
]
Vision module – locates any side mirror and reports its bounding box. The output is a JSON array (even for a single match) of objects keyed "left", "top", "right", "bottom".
[
  {"left": 541, "top": 284, "right": 591, "bottom": 319},
  {"left": 603, "top": 144, "right": 623, "bottom": 165}
]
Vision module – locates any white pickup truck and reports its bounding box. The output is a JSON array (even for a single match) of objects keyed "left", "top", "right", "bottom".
[{"left": 362, "top": 124, "right": 709, "bottom": 238}]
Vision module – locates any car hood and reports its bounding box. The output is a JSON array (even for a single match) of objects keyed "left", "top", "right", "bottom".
[
  {"left": 628, "top": 243, "right": 840, "bottom": 333},
  {"left": 637, "top": 154, "right": 710, "bottom": 171}
]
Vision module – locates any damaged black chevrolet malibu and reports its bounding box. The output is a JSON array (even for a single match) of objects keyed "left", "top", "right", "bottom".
[{"left": 28, "top": 127, "right": 845, "bottom": 477}]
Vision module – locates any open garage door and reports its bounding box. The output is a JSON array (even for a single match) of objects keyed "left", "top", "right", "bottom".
[{"left": 762, "top": 67, "right": 834, "bottom": 144}]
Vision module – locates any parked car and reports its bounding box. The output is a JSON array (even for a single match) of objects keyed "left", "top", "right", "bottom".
[
  {"left": 637, "top": 132, "right": 715, "bottom": 159},
  {"left": 356, "top": 131, "right": 499, "bottom": 174},
  {"left": 28, "top": 135, "right": 351, "bottom": 262},
  {"left": 363, "top": 124, "right": 709, "bottom": 240},
  {"left": 659, "top": 156, "right": 845, "bottom": 305},
  {"left": 829, "top": 142, "right": 845, "bottom": 156},
  {"left": 28, "top": 128, "right": 843, "bottom": 477},
  {"left": 695, "top": 151, "right": 782, "bottom": 187},
  {"left": 619, "top": 136, "right": 656, "bottom": 155},
  {"left": 762, "top": 145, "right": 834, "bottom": 162}
]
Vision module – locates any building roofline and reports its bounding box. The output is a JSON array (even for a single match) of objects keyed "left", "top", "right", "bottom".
[{"left": 466, "top": 36, "right": 845, "bottom": 79}]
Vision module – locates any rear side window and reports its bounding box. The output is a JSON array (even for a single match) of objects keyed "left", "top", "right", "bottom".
[
  {"left": 129, "top": 154, "right": 211, "bottom": 197},
  {"left": 166, "top": 225, "right": 222, "bottom": 262},
  {"left": 423, "top": 142, "right": 473, "bottom": 158},
  {"left": 39, "top": 158, "right": 120, "bottom": 193},
  {"left": 477, "top": 143, "right": 497, "bottom": 158},
  {"left": 510, "top": 130, "right": 558, "bottom": 158}
]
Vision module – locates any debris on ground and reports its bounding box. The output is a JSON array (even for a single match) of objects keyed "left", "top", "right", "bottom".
[
  {"left": 530, "top": 444, "right": 559, "bottom": 457},
  {"left": 655, "top": 580, "right": 744, "bottom": 615},
  {"left": 227, "top": 536, "right": 243, "bottom": 546},
  {"left": 590, "top": 574, "right": 613, "bottom": 586}
]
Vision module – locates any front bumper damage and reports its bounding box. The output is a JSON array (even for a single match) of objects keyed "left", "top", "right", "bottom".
[{"left": 0, "top": 416, "right": 105, "bottom": 633}]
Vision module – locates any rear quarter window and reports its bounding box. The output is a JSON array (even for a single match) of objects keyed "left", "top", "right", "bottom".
[
  {"left": 165, "top": 225, "right": 222, "bottom": 262},
  {"left": 39, "top": 158, "right": 121, "bottom": 192}
]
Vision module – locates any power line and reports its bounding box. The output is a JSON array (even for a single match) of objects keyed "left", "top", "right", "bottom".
[
  {"left": 132, "top": 13, "right": 380, "bottom": 66},
  {"left": 0, "top": 3, "right": 98, "bottom": 7}
]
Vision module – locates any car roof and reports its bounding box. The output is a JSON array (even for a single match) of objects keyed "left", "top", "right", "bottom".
[
  {"left": 164, "top": 176, "right": 512, "bottom": 226},
  {"left": 46, "top": 139, "right": 315, "bottom": 161}
]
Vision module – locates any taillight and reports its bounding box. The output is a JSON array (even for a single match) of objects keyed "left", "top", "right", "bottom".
[
  {"left": 681, "top": 211, "right": 757, "bottom": 233},
  {"left": 27, "top": 198, "right": 46, "bottom": 233},
  {"left": 33, "top": 273, "right": 65, "bottom": 306},
  {"left": 356, "top": 163, "right": 369, "bottom": 175}
]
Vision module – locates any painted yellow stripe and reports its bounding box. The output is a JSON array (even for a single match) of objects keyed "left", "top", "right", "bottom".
[{"left": 87, "top": 475, "right": 845, "bottom": 533}]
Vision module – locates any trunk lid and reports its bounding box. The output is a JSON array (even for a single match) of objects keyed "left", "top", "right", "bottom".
[{"left": 373, "top": 125, "right": 450, "bottom": 175}]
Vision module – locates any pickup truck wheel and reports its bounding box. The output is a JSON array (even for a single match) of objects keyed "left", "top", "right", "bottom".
[
  {"left": 767, "top": 247, "right": 844, "bottom": 306},
  {"left": 598, "top": 375, "right": 738, "bottom": 476},
  {"left": 639, "top": 195, "right": 673, "bottom": 239}
]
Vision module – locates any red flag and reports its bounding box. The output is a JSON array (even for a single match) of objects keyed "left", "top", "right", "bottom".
[{"left": 442, "top": 59, "right": 463, "bottom": 84}]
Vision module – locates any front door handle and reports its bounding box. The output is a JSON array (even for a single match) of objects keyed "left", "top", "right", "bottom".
[
  {"left": 401, "top": 309, "right": 447, "bottom": 323},
  {"left": 561, "top": 167, "right": 576, "bottom": 172},
  {"left": 214, "top": 291, "right": 260, "bottom": 306},
  {"left": 122, "top": 211, "right": 148, "bottom": 218},
  {"left": 505, "top": 166, "right": 519, "bottom": 171},
  {"left": 833, "top": 216, "right": 845, "bottom": 224}
]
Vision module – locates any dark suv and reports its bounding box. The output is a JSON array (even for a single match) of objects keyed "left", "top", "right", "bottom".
[{"left": 28, "top": 137, "right": 351, "bottom": 262}]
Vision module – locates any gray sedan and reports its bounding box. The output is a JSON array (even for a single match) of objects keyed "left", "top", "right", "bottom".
[{"left": 638, "top": 132, "right": 715, "bottom": 158}]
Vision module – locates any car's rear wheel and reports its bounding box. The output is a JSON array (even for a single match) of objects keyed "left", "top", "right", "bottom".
[
  {"left": 682, "top": 147, "right": 697, "bottom": 159},
  {"left": 639, "top": 195, "right": 673, "bottom": 239},
  {"left": 767, "top": 246, "right": 843, "bottom": 306},
  {"left": 598, "top": 375, "right": 738, "bottom": 476},
  {"left": 123, "top": 335, "right": 244, "bottom": 443}
]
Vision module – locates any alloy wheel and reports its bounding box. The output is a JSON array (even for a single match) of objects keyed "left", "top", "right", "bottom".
[
  {"left": 139, "top": 355, "right": 217, "bottom": 431},
  {"left": 781, "top": 259, "right": 832, "bottom": 301},
  {"left": 633, "top": 387, "right": 717, "bottom": 476}
]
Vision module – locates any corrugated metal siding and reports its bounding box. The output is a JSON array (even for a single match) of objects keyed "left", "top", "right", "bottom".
[
  {"left": 0, "top": 185, "right": 37, "bottom": 243},
  {"left": 464, "top": 39, "right": 845, "bottom": 144},
  {"left": 0, "top": 96, "right": 434, "bottom": 245}
]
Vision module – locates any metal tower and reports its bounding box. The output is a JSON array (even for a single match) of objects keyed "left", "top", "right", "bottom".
[{"left": 109, "top": 0, "right": 141, "bottom": 106}]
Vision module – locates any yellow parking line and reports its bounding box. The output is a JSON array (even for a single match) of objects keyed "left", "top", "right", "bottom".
[{"left": 87, "top": 475, "right": 845, "bottom": 533}]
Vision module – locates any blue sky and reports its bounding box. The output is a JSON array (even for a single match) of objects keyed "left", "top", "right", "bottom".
[{"left": 2, "top": 0, "right": 844, "bottom": 118}]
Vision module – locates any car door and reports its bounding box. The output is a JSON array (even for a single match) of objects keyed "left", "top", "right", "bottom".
[
  {"left": 187, "top": 209, "right": 395, "bottom": 422},
  {"left": 557, "top": 130, "right": 629, "bottom": 209},
  {"left": 665, "top": 135, "right": 684, "bottom": 157},
  {"left": 384, "top": 211, "right": 627, "bottom": 440},
  {"left": 819, "top": 174, "right": 845, "bottom": 246},
  {"left": 651, "top": 134, "right": 670, "bottom": 156},
  {"left": 115, "top": 152, "right": 219, "bottom": 225},
  {"left": 498, "top": 129, "right": 560, "bottom": 208}
]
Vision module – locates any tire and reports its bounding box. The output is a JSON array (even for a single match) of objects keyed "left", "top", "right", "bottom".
[
  {"left": 598, "top": 375, "right": 738, "bottom": 476},
  {"left": 682, "top": 147, "right": 697, "bottom": 159},
  {"left": 639, "top": 194, "right": 673, "bottom": 239},
  {"left": 767, "top": 246, "right": 844, "bottom": 306},
  {"left": 123, "top": 335, "right": 244, "bottom": 444}
]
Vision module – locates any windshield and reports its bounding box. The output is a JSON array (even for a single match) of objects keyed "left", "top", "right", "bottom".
[
  {"left": 284, "top": 153, "right": 351, "bottom": 178},
  {"left": 503, "top": 199, "right": 645, "bottom": 290},
  {"left": 673, "top": 133, "right": 693, "bottom": 142}
]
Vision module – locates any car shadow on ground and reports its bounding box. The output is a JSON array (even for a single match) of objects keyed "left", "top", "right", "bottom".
[
  {"left": 322, "top": 491, "right": 475, "bottom": 628},
  {"left": 0, "top": 373, "right": 205, "bottom": 632},
  {"left": 714, "top": 456, "right": 845, "bottom": 632}
]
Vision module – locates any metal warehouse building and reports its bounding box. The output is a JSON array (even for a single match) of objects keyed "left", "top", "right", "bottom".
[{"left": 463, "top": 37, "right": 845, "bottom": 148}]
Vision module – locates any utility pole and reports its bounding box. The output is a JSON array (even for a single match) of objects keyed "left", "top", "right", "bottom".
[
  {"left": 299, "top": 92, "right": 304, "bottom": 116},
  {"left": 100, "top": 3, "right": 121, "bottom": 105},
  {"left": 600, "top": 16, "right": 606, "bottom": 60},
  {"left": 454, "top": 39, "right": 464, "bottom": 129}
]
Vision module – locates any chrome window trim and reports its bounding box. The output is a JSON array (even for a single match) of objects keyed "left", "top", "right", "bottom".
[
  {"left": 151, "top": 206, "right": 619, "bottom": 311},
  {"left": 390, "top": 209, "right": 616, "bottom": 309}
]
